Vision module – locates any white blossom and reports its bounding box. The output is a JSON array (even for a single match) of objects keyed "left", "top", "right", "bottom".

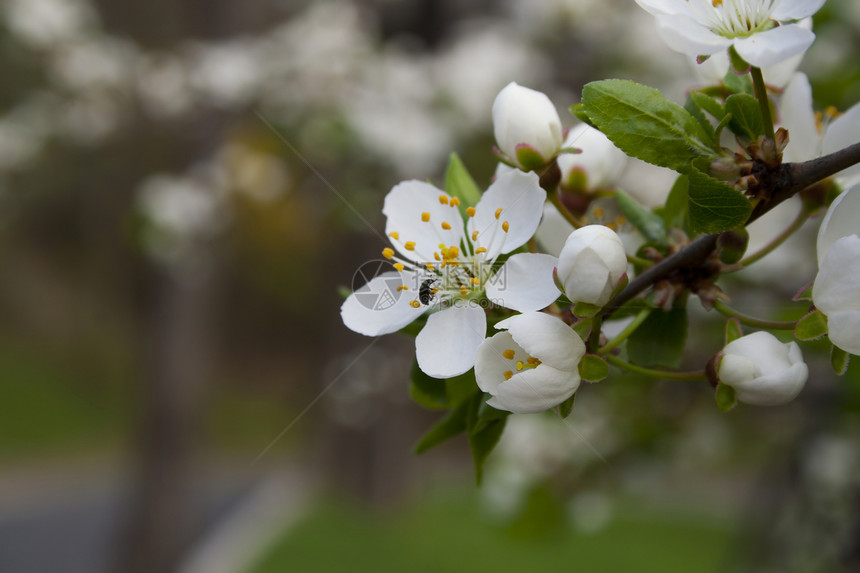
[
  {"left": 341, "top": 171, "right": 560, "bottom": 378},
  {"left": 635, "top": 0, "right": 825, "bottom": 68},
  {"left": 780, "top": 72, "right": 860, "bottom": 189},
  {"left": 492, "top": 82, "right": 563, "bottom": 171},
  {"left": 718, "top": 331, "right": 808, "bottom": 405},
  {"left": 557, "top": 124, "right": 628, "bottom": 192},
  {"left": 813, "top": 185, "right": 860, "bottom": 356},
  {"left": 556, "top": 225, "right": 627, "bottom": 307},
  {"left": 475, "top": 312, "right": 585, "bottom": 414}
]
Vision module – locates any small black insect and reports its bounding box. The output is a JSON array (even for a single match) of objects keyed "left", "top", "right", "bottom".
[{"left": 418, "top": 279, "right": 437, "bottom": 305}]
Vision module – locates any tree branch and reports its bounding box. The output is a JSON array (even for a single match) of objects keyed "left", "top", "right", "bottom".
[{"left": 606, "top": 141, "right": 860, "bottom": 314}]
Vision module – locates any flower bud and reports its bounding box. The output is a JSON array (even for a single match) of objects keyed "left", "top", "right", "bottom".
[
  {"left": 556, "top": 225, "right": 627, "bottom": 307},
  {"left": 557, "top": 124, "right": 627, "bottom": 192},
  {"left": 717, "top": 331, "right": 808, "bottom": 406},
  {"left": 492, "top": 82, "right": 563, "bottom": 171}
]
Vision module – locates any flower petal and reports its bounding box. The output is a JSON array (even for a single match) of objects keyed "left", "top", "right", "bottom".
[
  {"left": 733, "top": 24, "right": 815, "bottom": 69},
  {"left": 732, "top": 362, "right": 808, "bottom": 406},
  {"left": 814, "top": 235, "right": 860, "bottom": 314},
  {"left": 535, "top": 203, "right": 575, "bottom": 257},
  {"left": 486, "top": 365, "right": 580, "bottom": 414},
  {"left": 654, "top": 14, "right": 733, "bottom": 58},
  {"left": 558, "top": 124, "right": 627, "bottom": 191},
  {"left": 415, "top": 303, "right": 487, "bottom": 378},
  {"left": 816, "top": 188, "right": 860, "bottom": 266},
  {"left": 826, "top": 310, "right": 860, "bottom": 356},
  {"left": 779, "top": 72, "right": 819, "bottom": 163},
  {"left": 383, "top": 180, "right": 466, "bottom": 263},
  {"left": 771, "top": 0, "right": 825, "bottom": 21},
  {"left": 468, "top": 170, "right": 546, "bottom": 259},
  {"left": 475, "top": 331, "right": 528, "bottom": 397},
  {"left": 495, "top": 312, "right": 585, "bottom": 372},
  {"left": 341, "top": 271, "right": 427, "bottom": 336},
  {"left": 485, "top": 253, "right": 560, "bottom": 313},
  {"left": 822, "top": 103, "right": 860, "bottom": 188}
]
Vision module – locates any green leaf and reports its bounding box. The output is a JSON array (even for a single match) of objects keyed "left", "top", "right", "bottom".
[
  {"left": 466, "top": 394, "right": 508, "bottom": 485},
  {"left": 831, "top": 344, "right": 850, "bottom": 376},
  {"left": 444, "top": 153, "right": 482, "bottom": 217},
  {"left": 627, "top": 307, "right": 687, "bottom": 368},
  {"left": 793, "top": 282, "right": 814, "bottom": 302},
  {"left": 725, "top": 94, "right": 765, "bottom": 141},
  {"left": 579, "top": 355, "right": 609, "bottom": 383},
  {"left": 413, "top": 399, "right": 471, "bottom": 454},
  {"left": 725, "top": 318, "right": 743, "bottom": 345},
  {"left": 656, "top": 174, "right": 691, "bottom": 234},
  {"left": 581, "top": 79, "right": 717, "bottom": 174},
  {"left": 722, "top": 68, "right": 754, "bottom": 95},
  {"left": 569, "top": 103, "right": 597, "bottom": 129},
  {"left": 795, "top": 310, "right": 828, "bottom": 342},
  {"left": 684, "top": 94, "right": 716, "bottom": 141},
  {"left": 610, "top": 297, "right": 656, "bottom": 320},
  {"left": 515, "top": 145, "right": 546, "bottom": 171},
  {"left": 690, "top": 92, "right": 727, "bottom": 121},
  {"left": 572, "top": 317, "right": 593, "bottom": 340},
  {"left": 727, "top": 45, "right": 751, "bottom": 74},
  {"left": 688, "top": 169, "right": 752, "bottom": 234},
  {"left": 573, "top": 301, "right": 601, "bottom": 318},
  {"left": 409, "top": 360, "right": 449, "bottom": 410},
  {"left": 557, "top": 393, "right": 576, "bottom": 419},
  {"left": 715, "top": 382, "right": 737, "bottom": 412},
  {"left": 615, "top": 188, "right": 668, "bottom": 246}
]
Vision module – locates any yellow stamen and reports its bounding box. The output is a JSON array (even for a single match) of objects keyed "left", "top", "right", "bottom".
[
  {"left": 495, "top": 207, "right": 503, "bottom": 219},
  {"left": 472, "top": 230, "right": 479, "bottom": 241},
  {"left": 421, "top": 212, "right": 430, "bottom": 222},
  {"left": 470, "top": 277, "right": 480, "bottom": 285},
  {"left": 426, "top": 262, "right": 435, "bottom": 271},
  {"left": 410, "top": 300, "right": 421, "bottom": 308},
  {"left": 434, "top": 252, "right": 441, "bottom": 261},
  {"left": 439, "top": 195, "right": 449, "bottom": 205},
  {"left": 397, "top": 285, "right": 409, "bottom": 291},
  {"left": 503, "top": 349, "right": 515, "bottom": 360},
  {"left": 475, "top": 247, "right": 487, "bottom": 254},
  {"left": 502, "top": 221, "right": 510, "bottom": 233},
  {"left": 382, "top": 248, "right": 394, "bottom": 259},
  {"left": 441, "top": 222, "right": 451, "bottom": 230},
  {"left": 431, "top": 287, "right": 440, "bottom": 294},
  {"left": 394, "top": 263, "right": 405, "bottom": 272},
  {"left": 450, "top": 197, "right": 460, "bottom": 207},
  {"left": 466, "top": 207, "right": 476, "bottom": 217},
  {"left": 516, "top": 360, "right": 525, "bottom": 371},
  {"left": 448, "top": 246, "right": 459, "bottom": 258},
  {"left": 389, "top": 231, "right": 399, "bottom": 240},
  {"left": 404, "top": 241, "right": 416, "bottom": 251},
  {"left": 503, "top": 371, "right": 513, "bottom": 380},
  {"left": 460, "top": 286, "right": 469, "bottom": 295},
  {"left": 527, "top": 357, "right": 541, "bottom": 365},
  {"left": 593, "top": 207, "right": 605, "bottom": 219}
]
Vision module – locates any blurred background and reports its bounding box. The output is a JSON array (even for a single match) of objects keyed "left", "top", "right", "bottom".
[{"left": 1, "top": 0, "right": 859, "bottom": 572}]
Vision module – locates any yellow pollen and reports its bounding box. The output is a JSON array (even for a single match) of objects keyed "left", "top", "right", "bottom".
[
  {"left": 502, "top": 221, "right": 510, "bottom": 233},
  {"left": 438, "top": 243, "right": 446, "bottom": 249},
  {"left": 397, "top": 285, "right": 409, "bottom": 291},
  {"left": 472, "top": 230, "right": 479, "bottom": 241},
  {"left": 394, "top": 263, "right": 405, "bottom": 272},
  {"left": 450, "top": 197, "right": 460, "bottom": 207},
  {"left": 439, "top": 195, "right": 449, "bottom": 205},
  {"left": 460, "top": 286, "right": 469, "bottom": 295},
  {"left": 389, "top": 231, "right": 399, "bottom": 240},
  {"left": 527, "top": 357, "right": 541, "bottom": 365},
  {"left": 466, "top": 207, "right": 476, "bottom": 217},
  {"left": 434, "top": 252, "right": 441, "bottom": 261},
  {"left": 441, "top": 221, "right": 451, "bottom": 230},
  {"left": 421, "top": 212, "right": 430, "bottom": 222},
  {"left": 712, "top": 0, "right": 722, "bottom": 7},
  {"left": 410, "top": 300, "right": 421, "bottom": 308},
  {"left": 431, "top": 287, "right": 440, "bottom": 294},
  {"left": 593, "top": 207, "right": 605, "bottom": 219},
  {"left": 448, "top": 246, "right": 459, "bottom": 258},
  {"left": 503, "top": 349, "right": 515, "bottom": 360},
  {"left": 516, "top": 360, "right": 525, "bottom": 371},
  {"left": 470, "top": 277, "right": 480, "bottom": 285},
  {"left": 404, "top": 241, "right": 416, "bottom": 251},
  {"left": 503, "top": 371, "right": 513, "bottom": 380},
  {"left": 495, "top": 207, "right": 503, "bottom": 219},
  {"left": 475, "top": 247, "right": 487, "bottom": 254},
  {"left": 382, "top": 248, "right": 394, "bottom": 259},
  {"left": 607, "top": 223, "right": 617, "bottom": 231},
  {"left": 426, "top": 262, "right": 435, "bottom": 270}
]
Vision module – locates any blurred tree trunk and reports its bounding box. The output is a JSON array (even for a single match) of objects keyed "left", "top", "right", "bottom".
[{"left": 113, "top": 261, "right": 220, "bottom": 573}]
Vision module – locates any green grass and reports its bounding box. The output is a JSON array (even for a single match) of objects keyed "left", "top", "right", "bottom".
[{"left": 251, "top": 488, "right": 734, "bottom": 573}]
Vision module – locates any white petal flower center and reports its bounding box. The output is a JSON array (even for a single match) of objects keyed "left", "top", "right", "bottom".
[{"left": 689, "top": 0, "right": 777, "bottom": 38}]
